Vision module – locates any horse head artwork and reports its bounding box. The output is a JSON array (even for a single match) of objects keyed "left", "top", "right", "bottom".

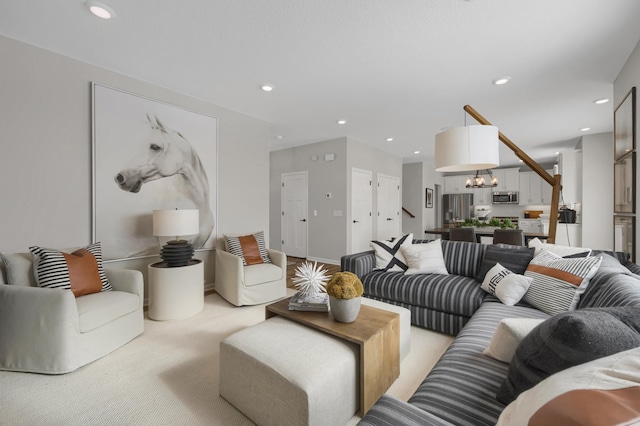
[{"left": 115, "top": 114, "right": 214, "bottom": 250}]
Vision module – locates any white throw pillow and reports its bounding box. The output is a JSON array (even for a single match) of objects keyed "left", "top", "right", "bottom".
[
  {"left": 481, "top": 263, "right": 532, "bottom": 306},
  {"left": 528, "top": 237, "right": 592, "bottom": 257},
  {"left": 370, "top": 233, "right": 413, "bottom": 272},
  {"left": 483, "top": 318, "right": 545, "bottom": 363},
  {"left": 401, "top": 240, "right": 449, "bottom": 275},
  {"left": 523, "top": 249, "right": 602, "bottom": 316}
]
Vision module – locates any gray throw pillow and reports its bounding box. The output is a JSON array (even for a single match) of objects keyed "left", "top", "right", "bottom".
[
  {"left": 476, "top": 244, "right": 535, "bottom": 283},
  {"left": 496, "top": 306, "right": 640, "bottom": 405}
]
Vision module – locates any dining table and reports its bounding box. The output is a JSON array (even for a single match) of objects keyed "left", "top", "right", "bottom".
[{"left": 424, "top": 228, "right": 548, "bottom": 245}]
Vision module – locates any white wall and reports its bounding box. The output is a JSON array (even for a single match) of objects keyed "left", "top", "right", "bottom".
[
  {"left": 615, "top": 37, "right": 640, "bottom": 258},
  {"left": 0, "top": 36, "right": 271, "bottom": 292},
  {"left": 580, "top": 133, "right": 614, "bottom": 249},
  {"left": 269, "top": 137, "right": 402, "bottom": 262}
]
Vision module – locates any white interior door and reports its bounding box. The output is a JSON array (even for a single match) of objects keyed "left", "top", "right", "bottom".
[
  {"left": 281, "top": 172, "right": 308, "bottom": 258},
  {"left": 377, "top": 173, "right": 401, "bottom": 241},
  {"left": 351, "top": 168, "right": 373, "bottom": 254}
]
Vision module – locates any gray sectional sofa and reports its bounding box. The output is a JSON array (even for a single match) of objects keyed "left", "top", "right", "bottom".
[{"left": 341, "top": 239, "right": 640, "bottom": 426}]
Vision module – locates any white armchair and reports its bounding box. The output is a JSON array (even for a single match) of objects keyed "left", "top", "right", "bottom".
[
  {"left": 215, "top": 238, "right": 287, "bottom": 306},
  {"left": 0, "top": 252, "right": 144, "bottom": 374}
]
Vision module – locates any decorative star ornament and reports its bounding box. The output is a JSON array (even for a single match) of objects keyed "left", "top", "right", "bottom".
[{"left": 292, "top": 261, "right": 330, "bottom": 295}]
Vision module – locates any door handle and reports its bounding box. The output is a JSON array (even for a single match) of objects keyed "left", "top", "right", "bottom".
[
  {"left": 353, "top": 220, "right": 359, "bottom": 223},
  {"left": 300, "top": 219, "right": 307, "bottom": 222},
  {"left": 386, "top": 218, "right": 393, "bottom": 221}
]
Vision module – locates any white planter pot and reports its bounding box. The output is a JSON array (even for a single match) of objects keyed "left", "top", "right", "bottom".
[{"left": 329, "top": 296, "right": 361, "bottom": 323}]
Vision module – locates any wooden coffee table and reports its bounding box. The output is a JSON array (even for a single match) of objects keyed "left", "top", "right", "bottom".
[{"left": 265, "top": 297, "right": 400, "bottom": 416}]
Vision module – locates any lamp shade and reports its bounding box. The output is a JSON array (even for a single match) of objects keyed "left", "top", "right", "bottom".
[
  {"left": 435, "top": 125, "right": 500, "bottom": 172},
  {"left": 153, "top": 209, "right": 199, "bottom": 237}
]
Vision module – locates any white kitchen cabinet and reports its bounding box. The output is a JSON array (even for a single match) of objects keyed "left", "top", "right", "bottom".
[
  {"left": 473, "top": 187, "right": 493, "bottom": 205},
  {"left": 492, "top": 168, "right": 520, "bottom": 192},
  {"left": 544, "top": 223, "right": 582, "bottom": 247},
  {"left": 442, "top": 175, "right": 473, "bottom": 194},
  {"left": 520, "top": 169, "right": 554, "bottom": 205}
]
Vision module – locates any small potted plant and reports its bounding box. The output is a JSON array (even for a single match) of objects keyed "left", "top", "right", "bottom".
[{"left": 326, "top": 271, "right": 364, "bottom": 323}]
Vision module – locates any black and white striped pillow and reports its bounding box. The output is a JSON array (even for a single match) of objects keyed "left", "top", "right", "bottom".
[
  {"left": 29, "top": 242, "right": 112, "bottom": 294},
  {"left": 523, "top": 249, "right": 602, "bottom": 315},
  {"left": 224, "top": 231, "right": 272, "bottom": 266},
  {"left": 370, "top": 233, "right": 413, "bottom": 272}
]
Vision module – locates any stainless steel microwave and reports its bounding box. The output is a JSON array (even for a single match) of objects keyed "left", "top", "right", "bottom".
[{"left": 492, "top": 192, "right": 519, "bottom": 204}]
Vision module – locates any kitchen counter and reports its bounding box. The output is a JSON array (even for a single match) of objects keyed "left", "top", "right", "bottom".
[{"left": 425, "top": 228, "right": 548, "bottom": 244}]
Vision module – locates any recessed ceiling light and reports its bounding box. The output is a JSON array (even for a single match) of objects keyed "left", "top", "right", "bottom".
[
  {"left": 594, "top": 98, "right": 610, "bottom": 104},
  {"left": 274, "top": 135, "right": 283, "bottom": 139},
  {"left": 337, "top": 120, "right": 347, "bottom": 125},
  {"left": 386, "top": 138, "right": 394, "bottom": 142},
  {"left": 261, "top": 84, "right": 274, "bottom": 92},
  {"left": 85, "top": 1, "right": 116, "bottom": 19},
  {"left": 554, "top": 151, "right": 560, "bottom": 155},
  {"left": 580, "top": 127, "right": 591, "bottom": 132},
  {"left": 518, "top": 159, "right": 524, "bottom": 163},
  {"left": 414, "top": 150, "right": 420, "bottom": 154},
  {"left": 492, "top": 76, "right": 511, "bottom": 85}
]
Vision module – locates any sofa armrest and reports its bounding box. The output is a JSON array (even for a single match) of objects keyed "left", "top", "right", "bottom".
[
  {"left": 105, "top": 268, "right": 144, "bottom": 308},
  {"left": 358, "top": 394, "right": 455, "bottom": 426},
  {"left": 0, "top": 284, "right": 80, "bottom": 373},
  {"left": 215, "top": 248, "right": 244, "bottom": 283},
  {"left": 341, "top": 250, "right": 375, "bottom": 278}
]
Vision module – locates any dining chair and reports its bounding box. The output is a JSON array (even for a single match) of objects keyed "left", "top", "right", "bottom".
[
  {"left": 492, "top": 229, "right": 525, "bottom": 246},
  {"left": 449, "top": 227, "right": 477, "bottom": 243}
]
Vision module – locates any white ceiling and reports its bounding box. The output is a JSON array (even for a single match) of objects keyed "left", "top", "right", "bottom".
[{"left": 2, "top": 0, "right": 640, "bottom": 166}]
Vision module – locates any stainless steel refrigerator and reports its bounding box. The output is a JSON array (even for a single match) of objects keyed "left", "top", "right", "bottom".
[{"left": 442, "top": 193, "right": 474, "bottom": 228}]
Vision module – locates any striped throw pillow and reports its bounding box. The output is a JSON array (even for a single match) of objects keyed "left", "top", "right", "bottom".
[
  {"left": 224, "top": 231, "right": 272, "bottom": 266},
  {"left": 29, "top": 242, "right": 112, "bottom": 297},
  {"left": 523, "top": 249, "right": 602, "bottom": 315}
]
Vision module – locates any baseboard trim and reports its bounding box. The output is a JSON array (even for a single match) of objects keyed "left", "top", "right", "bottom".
[{"left": 306, "top": 256, "right": 340, "bottom": 266}]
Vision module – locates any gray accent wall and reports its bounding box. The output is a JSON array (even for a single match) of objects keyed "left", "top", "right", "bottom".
[
  {"left": 270, "top": 137, "right": 402, "bottom": 263},
  {"left": 0, "top": 36, "right": 271, "bottom": 294}
]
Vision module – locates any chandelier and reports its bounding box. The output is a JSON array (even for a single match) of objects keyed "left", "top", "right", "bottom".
[{"left": 465, "top": 170, "right": 498, "bottom": 188}]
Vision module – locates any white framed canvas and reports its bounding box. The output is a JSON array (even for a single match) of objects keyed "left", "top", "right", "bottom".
[{"left": 92, "top": 83, "right": 217, "bottom": 261}]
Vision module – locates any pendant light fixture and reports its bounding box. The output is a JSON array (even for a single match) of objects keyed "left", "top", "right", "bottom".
[{"left": 465, "top": 170, "right": 498, "bottom": 188}]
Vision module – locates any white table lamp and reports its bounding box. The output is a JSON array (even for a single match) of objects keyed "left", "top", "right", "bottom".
[{"left": 153, "top": 209, "right": 199, "bottom": 267}]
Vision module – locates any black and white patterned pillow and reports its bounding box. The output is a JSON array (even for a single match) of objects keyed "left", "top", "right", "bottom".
[
  {"left": 523, "top": 249, "right": 602, "bottom": 315},
  {"left": 29, "top": 242, "right": 112, "bottom": 295},
  {"left": 370, "top": 233, "right": 413, "bottom": 272},
  {"left": 224, "top": 231, "right": 272, "bottom": 266}
]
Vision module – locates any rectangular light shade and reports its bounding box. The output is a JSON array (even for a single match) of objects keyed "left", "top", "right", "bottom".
[
  {"left": 435, "top": 125, "right": 500, "bottom": 172},
  {"left": 153, "top": 209, "right": 199, "bottom": 237}
]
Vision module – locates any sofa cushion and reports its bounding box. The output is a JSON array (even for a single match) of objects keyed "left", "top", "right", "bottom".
[
  {"left": 0, "top": 252, "right": 36, "bottom": 287},
  {"left": 496, "top": 306, "right": 640, "bottom": 405},
  {"left": 496, "top": 347, "right": 640, "bottom": 426},
  {"left": 577, "top": 255, "right": 640, "bottom": 309},
  {"left": 370, "top": 233, "right": 413, "bottom": 272},
  {"left": 29, "top": 243, "right": 112, "bottom": 296},
  {"left": 402, "top": 239, "right": 448, "bottom": 275},
  {"left": 441, "top": 240, "right": 485, "bottom": 279},
  {"left": 523, "top": 250, "right": 602, "bottom": 315},
  {"left": 224, "top": 231, "right": 271, "bottom": 266},
  {"left": 480, "top": 263, "right": 532, "bottom": 306},
  {"left": 408, "top": 301, "right": 549, "bottom": 426},
  {"left": 244, "top": 263, "right": 283, "bottom": 286},
  {"left": 362, "top": 270, "right": 485, "bottom": 317},
  {"left": 76, "top": 290, "right": 140, "bottom": 333},
  {"left": 476, "top": 244, "right": 535, "bottom": 282}
]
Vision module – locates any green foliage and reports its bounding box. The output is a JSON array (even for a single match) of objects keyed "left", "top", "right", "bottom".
[{"left": 460, "top": 218, "right": 516, "bottom": 229}]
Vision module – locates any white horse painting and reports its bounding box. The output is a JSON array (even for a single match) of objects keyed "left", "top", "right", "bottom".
[{"left": 114, "top": 114, "right": 215, "bottom": 254}]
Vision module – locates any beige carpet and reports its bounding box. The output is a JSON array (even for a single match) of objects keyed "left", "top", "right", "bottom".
[{"left": 0, "top": 290, "right": 453, "bottom": 426}]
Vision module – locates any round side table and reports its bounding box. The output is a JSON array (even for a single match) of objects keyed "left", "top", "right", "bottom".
[{"left": 148, "top": 259, "right": 204, "bottom": 321}]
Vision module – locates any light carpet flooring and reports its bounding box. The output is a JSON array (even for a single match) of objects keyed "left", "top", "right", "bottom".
[{"left": 0, "top": 289, "right": 453, "bottom": 426}]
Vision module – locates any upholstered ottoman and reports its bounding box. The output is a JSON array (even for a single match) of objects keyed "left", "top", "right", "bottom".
[
  {"left": 361, "top": 297, "right": 411, "bottom": 361},
  {"left": 220, "top": 316, "right": 359, "bottom": 426}
]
